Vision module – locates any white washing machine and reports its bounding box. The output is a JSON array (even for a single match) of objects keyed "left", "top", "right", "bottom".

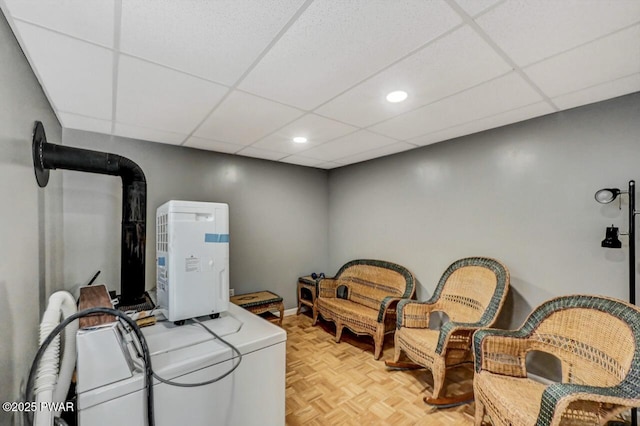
[{"left": 76, "top": 304, "right": 286, "bottom": 426}]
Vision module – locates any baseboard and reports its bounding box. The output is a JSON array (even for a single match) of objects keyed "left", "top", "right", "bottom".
[
  {"left": 284, "top": 307, "right": 298, "bottom": 317},
  {"left": 270, "top": 307, "right": 303, "bottom": 318}
]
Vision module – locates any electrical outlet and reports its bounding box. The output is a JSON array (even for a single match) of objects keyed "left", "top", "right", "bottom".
[{"left": 229, "top": 288, "right": 235, "bottom": 297}]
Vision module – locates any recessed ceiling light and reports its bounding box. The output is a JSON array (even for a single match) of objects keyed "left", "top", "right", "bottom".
[
  {"left": 293, "top": 136, "right": 308, "bottom": 143},
  {"left": 386, "top": 90, "right": 408, "bottom": 103}
]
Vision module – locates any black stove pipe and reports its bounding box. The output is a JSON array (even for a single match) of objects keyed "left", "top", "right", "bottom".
[{"left": 32, "top": 121, "right": 146, "bottom": 305}]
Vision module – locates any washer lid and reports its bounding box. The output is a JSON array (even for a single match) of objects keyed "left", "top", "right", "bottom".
[{"left": 144, "top": 313, "right": 241, "bottom": 356}]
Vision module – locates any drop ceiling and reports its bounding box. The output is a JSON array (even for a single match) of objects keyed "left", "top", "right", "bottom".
[{"left": 2, "top": 0, "right": 639, "bottom": 169}]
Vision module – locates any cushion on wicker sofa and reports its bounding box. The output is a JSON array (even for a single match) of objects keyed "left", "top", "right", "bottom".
[{"left": 312, "top": 259, "right": 415, "bottom": 360}]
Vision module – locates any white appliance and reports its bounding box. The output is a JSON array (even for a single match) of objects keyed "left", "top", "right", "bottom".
[
  {"left": 76, "top": 303, "right": 286, "bottom": 425},
  {"left": 156, "top": 200, "right": 229, "bottom": 322}
]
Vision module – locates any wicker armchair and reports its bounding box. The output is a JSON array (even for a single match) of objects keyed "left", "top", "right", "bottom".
[
  {"left": 473, "top": 295, "right": 640, "bottom": 426},
  {"left": 389, "top": 257, "right": 510, "bottom": 406},
  {"left": 313, "top": 259, "right": 415, "bottom": 360}
]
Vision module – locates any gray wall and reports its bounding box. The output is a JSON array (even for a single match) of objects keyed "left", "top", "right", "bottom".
[
  {"left": 329, "top": 93, "right": 640, "bottom": 333},
  {"left": 61, "top": 130, "right": 330, "bottom": 309},
  {"left": 0, "top": 10, "right": 63, "bottom": 423}
]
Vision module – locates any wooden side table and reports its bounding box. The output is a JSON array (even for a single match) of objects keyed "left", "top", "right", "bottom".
[
  {"left": 297, "top": 276, "right": 317, "bottom": 315},
  {"left": 230, "top": 290, "right": 284, "bottom": 326}
]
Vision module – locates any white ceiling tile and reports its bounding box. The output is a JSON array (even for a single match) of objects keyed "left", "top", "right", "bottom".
[
  {"left": 113, "top": 123, "right": 187, "bottom": 145},
  {"left": 476, "top": 0, "right": 640, "bottom": 67},
  {"left": 13, "top": 22, "right": 113, "bottom": 120},
  {"left": 336, "top": 142, "right": 416, "bottom": 166},
  {"left": 279, "top": 155, "right": 326, "bottom": 168},
  {"left": 300, "top": 130, "right": 398, "bottom": 162},
  {"left": 410, "top": 101, "right": 554, "bottom": 146},
  {"left": 6, "top": 0, "right": 640, "bottom": 167},
  {"left": 116, "top": 55, "right": 228, "bottom": 134},
  {"left": 120, "top": 0, "right": 305, "bottom": 85},
  {"left": 524, "top": 25, "right": 640, "bottom": 98},
  {"left": 184, "top": 136, "right": 244, "bottom": 154},
  {"left": 194, "top": 91, "right": 303, "bottom": 145},
  {"left": 453, "top": 0, "right": 502, "bottom": 17},
  {"left": 239, "top": 0, "right": 462, "bottom": 110},
  {"left": 236, "top": 146, "right": 286, "bottom": 161},
  {"left": 315, "top": 161, "right": 343, "bottom": 170},
  {"left": 252, "top": 114, "right": 358, "bottom": 154},
  {"left": 316, "top": 26, "right": 511, "bottom": 127},
  {"left": 57, "top": 112, "right": 112, "bottom": 134},
  {"left": 4, "top": 0, "right": 114, "bottom": 47},
  {"left": 371, "top": 72, "right": 543, "bottom": 141},
  {"left": 552, "top": 74, "right": 640, "bottom": 111}
]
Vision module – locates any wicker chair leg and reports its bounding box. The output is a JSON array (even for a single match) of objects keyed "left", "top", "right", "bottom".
[
  {"left": 312, "top": 309, "right": 319, "bottom": 326},
  {"left": 373, "top": 329, "right": 384, "bottom": 360},
  {"left": 335, "top": 322, "right": 344, "bottom": 343},
  {"left": 393, "top": 333, "right": 402, "bottom": 362},
  {"left": 424, "top": 362, "right": 474, "bottom": 407},
  {"left": 474, "top": 397, "right": 484, "bottom": 426},
  {"left": 431, "top": 364, "right": 445, "bottom": 399}
]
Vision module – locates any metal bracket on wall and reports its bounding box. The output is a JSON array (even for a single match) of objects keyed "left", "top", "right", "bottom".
[{"left": 32, "top": 120, "right": 50, "bottom": 187}]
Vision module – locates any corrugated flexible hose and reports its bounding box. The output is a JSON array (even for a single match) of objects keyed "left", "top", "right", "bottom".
[{"left": 34, "top": 291, "right": 78, "bottom": 425}]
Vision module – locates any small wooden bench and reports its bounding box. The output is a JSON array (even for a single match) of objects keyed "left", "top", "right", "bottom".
[{"left": 230, "top": 290, "right": 284, "bottom": 326}]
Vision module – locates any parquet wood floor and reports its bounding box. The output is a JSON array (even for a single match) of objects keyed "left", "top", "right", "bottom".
[{"left": 284, "top": 312, "right": 476, "bottom": 425}]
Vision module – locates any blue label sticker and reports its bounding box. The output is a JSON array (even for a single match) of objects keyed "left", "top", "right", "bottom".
[
  {"left": 204, "top": 233, "right": 229, "bottom": 243},
  {"left": 158, "top": 257, "right": 166, "bottom": 266}
]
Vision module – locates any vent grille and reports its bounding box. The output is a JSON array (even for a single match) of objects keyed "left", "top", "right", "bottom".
[{"left": 157, "top": 213, "right": 168, "bottom": 252}]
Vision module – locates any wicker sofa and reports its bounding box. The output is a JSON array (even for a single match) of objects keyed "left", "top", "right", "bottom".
[{"left": 313, "top": 259, "right": 416, "bottom": 360}]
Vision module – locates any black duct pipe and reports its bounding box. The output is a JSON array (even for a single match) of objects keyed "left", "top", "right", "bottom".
[{"left": 32, "top": 121, "right": 147, "bottom": 305}]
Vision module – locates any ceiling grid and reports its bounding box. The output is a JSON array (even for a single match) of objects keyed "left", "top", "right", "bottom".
[{"left": 1, "top": 0, "right": 638, "bottom": 169}]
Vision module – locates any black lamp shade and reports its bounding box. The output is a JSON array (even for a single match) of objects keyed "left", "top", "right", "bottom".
[{"left": 601, "top": 225, "right": 622, "bottom": 248}]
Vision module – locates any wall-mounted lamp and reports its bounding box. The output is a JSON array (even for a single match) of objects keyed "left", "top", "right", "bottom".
[{"left": 594, "top": 180, "right": 637, "bottom": 426}]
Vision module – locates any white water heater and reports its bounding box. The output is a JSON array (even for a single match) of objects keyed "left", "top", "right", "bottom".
[{"left": 156, "top": 200, "right": 229, "bottom": 322}]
